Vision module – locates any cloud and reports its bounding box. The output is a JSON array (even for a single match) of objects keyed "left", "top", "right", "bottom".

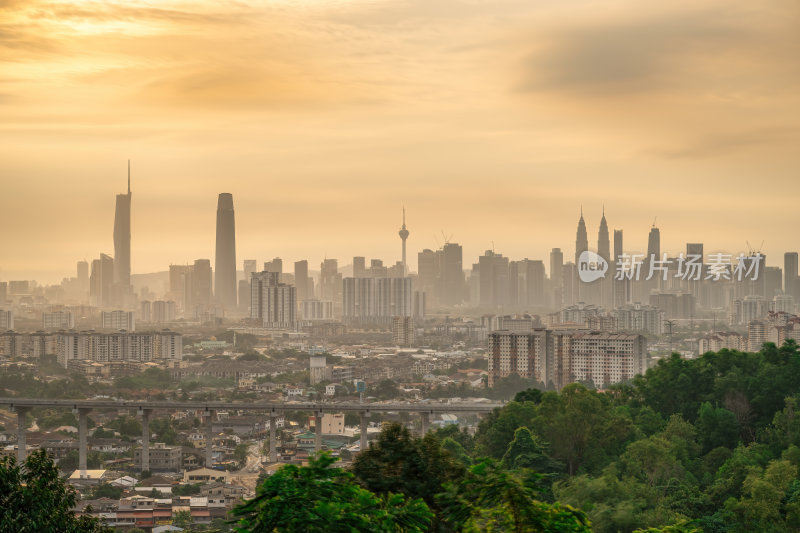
[
  {"left": 517, "top": 3, "right": 799, "bottom": 97},
  {"left": 649, "top": 127, "right": 800, "bottom": 159}
]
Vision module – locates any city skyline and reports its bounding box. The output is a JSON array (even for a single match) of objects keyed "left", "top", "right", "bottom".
[
  {"left": 1, "top": 0, "right": 798, "bottom": 282},
  {"left": 0, "top": 180, "right": 796, "bottom": 285}
]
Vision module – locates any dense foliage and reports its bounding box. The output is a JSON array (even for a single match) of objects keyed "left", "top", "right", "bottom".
[
  {"left": 471, "top": 340, "right": 800, "bottom": 532},
  {"left": 237, "top": 340, "right": 800, "bottom": 532},
  {"left": 231, "top": 452, "right": 433, "bottom": 532},
  {"left": 0, "top": 450, "right": 110, "bottom": 532}
]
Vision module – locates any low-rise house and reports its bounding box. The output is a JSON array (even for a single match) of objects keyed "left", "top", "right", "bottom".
[
  {"left": 90, "top": 438, "right": 130, "bottom": 454},
  {"left": 183, "top": 467, "right": 230, "bottom": 484}
]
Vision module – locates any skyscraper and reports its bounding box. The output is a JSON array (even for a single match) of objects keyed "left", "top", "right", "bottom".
[
  {"left": 243, "top": 260, "right": 257, "bottom": 281},
  {"left": 320, "top": 259, "right": 343, "bottom": 308},
  {"left": 591, "top": 208, "right": 611, "bottom": 307},
  {"left": 169, "top": 264, "right": 193, "bottom": 310},
  {"left": 353, "top": 256, "right": 367, "bottom": 278},
  {"left": 574, "top": 209, "right": 589, "bottom": 302},
  {"left": 597, "top": 208, "right": 610, "bottom": 260},
  {"left": 264, "top": 258, "right": 283, "bottom": 275},
  {"left": 550, "top": 248, "right": 563, "bottom": 287},
  {"left": 214, "top": 193, "right": 237, "bottom": 308},
  {"left": 647, "top": 224, "right": 660, "bottom": 260},
  {"left": 441, "top": 242, "right": 464, "bottom": 306},
  {"left": 193, "top": 259, "right": 213, "bottom": 308},
  {"left": 613, "top": 230, "right": 627, "bottom": 307},
  {"left": 90, "top": 253, "right": 114, "bottom": 307},
  {"left": 77, "top": 260, "right": 89, "bottom": 298},
  {"left": 785, "top": 252, "right": 798, "bottom": 299},
  {"left": 613, "top": 230, "right": 623, "bottom": 261},
  {"left": 398, "top": 207, "right": 409, "bottom": 275},
  {"left": 575, "top": 208, "right": 588, "bottom": 264},
  {"left": 641, "top": 223, "right": 661, "bottom": 300},
  {"left": 113, "top": 161, "right": 132, "bottom": 289},
  {"left": 550, "top": 248, "right": 564, "bottom": 308},
  {"left": 239, "top": 259, "right": 258, "bottom": 314},
  {"left": 477, "top": 250, "right": 510, "bottom": 308},
  {"left": 294, "top": 260, "right": 310, "bottom": 301}
]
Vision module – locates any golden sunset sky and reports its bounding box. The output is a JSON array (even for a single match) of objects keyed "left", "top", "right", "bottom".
[{"left": 1, "top": 0, "right": 798, "bottom": 282}]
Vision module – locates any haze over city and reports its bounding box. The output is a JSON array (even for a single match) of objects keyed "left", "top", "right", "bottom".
[
  {"left": 4, "top": 2, "right": 800, "bottom": 532},
  {"left": 1, "top": 0, "right": 799, "bottom": 282}
]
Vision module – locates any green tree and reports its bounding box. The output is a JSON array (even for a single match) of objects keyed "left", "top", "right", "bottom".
[
  {"left": 59, "top": 449, "right": 80, "bottom": 471},
  {"left": 173, "top": 483, "right": 203, "bottom": 496},
  {"left": 0, "top": 449, "right": 110, "bottom": 532},
  {"left": 90, "top": 482, "right": 124, "bottom": 500},
  {"left": 620, "top": 437, "right": 684, "bottom": 490},
  {"left": 513, "top": 388, "right": 543, "bottom": 404},
  {"left": 92, "top": 426, "right": 116, "bottom": 439},
  {"left": 231, "top": 452, "right": 432, "bottom": 532},
  {"left": 695, "top": 402, "right": 740, "bottom": 453},
  {"left": 107, "top": 416, "right": 142, "bottom": 438},
  {"left": 438, "top": 459, "right": 591, "bottom": 532},
  {"left": 373, "top": 379, "right": 400, "bottom": 400},
  {"left": 475, "top": 401, "right": 537, "bottom": 459},
  {"left": 490, "top": 373, "right": 539, "bottom": 400},
  {"left": 173, "top": 509, "right": 193, "bottom": 529},
  {"left": 238, "top": 350, "right": 266, "bottom": 361},
  {"left": 501, "top": 426, "right": 563, "bottom": 473},
  {"left": 234, "top": 442, "right": 250, "bottom": 467},
  {"left": 533, "top": 384, "right": 635, "bottom": 475},
  {"left": 350, "top": 423, "right": 466, "bottom": 515},
  {"left": 210, "top": 517, "right": 232, "bottom": 532},
  {"left": 430, "top": 424, "right": 475, "bottom": 453},
  {"left": 729, "top": 459, "right": 797, "bottom": 532}
]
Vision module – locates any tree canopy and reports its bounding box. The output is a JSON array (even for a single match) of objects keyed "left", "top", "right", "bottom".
[{"left": 0, "top": 450, "right": 110, "bottom": 532}]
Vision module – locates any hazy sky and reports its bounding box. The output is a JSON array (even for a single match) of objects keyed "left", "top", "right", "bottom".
[{"left": 1, "top": 0, "right": 798, "bottom": 283}]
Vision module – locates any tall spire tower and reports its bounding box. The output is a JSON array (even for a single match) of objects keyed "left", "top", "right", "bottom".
[
  {"left": 113, "top": 160, "right": 132, "bottom": 289},
  {"left": 597, "top": 205, "right": 610, "bottom": 260},
  {"left": 575, "top": 206, "right": 588, "bottom": 264},
  {"left": 215, "top": 193, "right": 237, "bottom": 308},
  {"left": 398, "top": 207, "right": 410, "bottom": 275}
]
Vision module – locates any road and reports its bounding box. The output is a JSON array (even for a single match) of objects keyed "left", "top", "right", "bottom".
[{"left": 229, "top": 441, "right": 265, "bottom": 494}]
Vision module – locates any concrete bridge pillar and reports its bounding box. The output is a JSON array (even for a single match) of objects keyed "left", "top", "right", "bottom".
[
  {"left": 139, "top": 408, "right": 151, "bottom": 473},
  {"left": 420, "top": 411, "right": 430, "bottom": 437},
  {"left": 315, "top": 411, "right": 323, "bottom": 453},
  {"left": 269, "top": 413, "right": 277, "bottom": 463},
  {"left": 204, "top": 409, "right": 215, "bottom": 468},
  {"left": 359, "top": 411, "right": 369, "bottom": 453},
  {"left": 73, "top": 407, "right": 91, "bottom": 475},
  {"left": 14, "top": 406, "right": 30, "bottom": 464}
]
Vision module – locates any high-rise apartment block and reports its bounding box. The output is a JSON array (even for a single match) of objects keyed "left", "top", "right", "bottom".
[
  {"left": 342, "top": 277, "right": 412, "bottom": 324},
  {"left": 0, "top": 309, "right": 13, "bottom": 330},
  {"left": 301, "top": 300, "right": 334, "bottom": 321},
  {"left": 101, "top": 310, "right": 136, "bottom": 331},
  {"left": 488, "top": 329, "right": 647, "bottom": 389},
  {"left": 392, "top": 316, "right": 415, "bottom": 346},
  {"left": 250, "top": 271, "right": 296, "bottom": 329},
  {"left": 55, "top": 330, "right": 182, "bottom": 368},
  {"left": 43, "top": 310, "right": 75, "bottom": 330}
]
